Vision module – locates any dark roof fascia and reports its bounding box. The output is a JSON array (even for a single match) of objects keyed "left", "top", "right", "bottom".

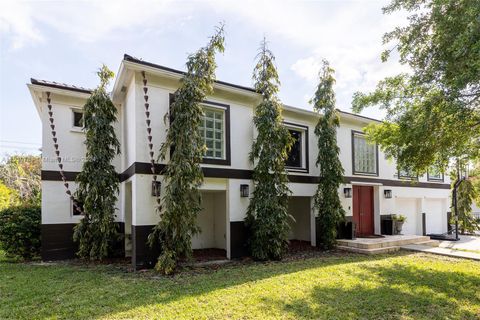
[
  {"left": 30, "top": 78, "right": 92, "bottom": 94},
  {"left": 123, "top": 54, "right": 257, "bottom": 94}
]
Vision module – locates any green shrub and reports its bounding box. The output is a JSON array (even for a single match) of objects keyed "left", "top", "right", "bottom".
[
  {"left": 0, "top": 205, "right": 41, "bottom": 259},
  {"left": 0, "top": 182, "right": 19, "bottom": 210}
]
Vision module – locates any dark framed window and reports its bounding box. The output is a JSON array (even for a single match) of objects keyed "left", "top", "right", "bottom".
[
  {"left": 427, "top": 166, "right": 444, "bottom": 182},
  {"left": 199, "top": 107, "right": 225, "bottom": 160},
  {"left": 72, "top": 110, "right": 84, "bottom": 128},
  {"left": 284, "top": 122, "right": 309, "bottom": 173},
  {"left": 169, "top": 94, "right": 231, "bottom": 166},
  {"left": 72, "top": 199, "right": 84, "bottom": 216},
  {"left": 286, "top": 130, "right": 302, "bottom": 168},
  {"left": 352, "top": 131, "right": 378, "bottom": 176},
  {"left": 398, "top": 168, "right": 418, "bottom": 180}
]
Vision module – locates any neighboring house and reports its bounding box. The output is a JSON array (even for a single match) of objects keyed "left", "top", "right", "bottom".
[
  {"left": 28, "top": 54, "right": 451, "bottom": 267},
  {"left": 472, "top": 203, "right": 480, "bottom": 221}
]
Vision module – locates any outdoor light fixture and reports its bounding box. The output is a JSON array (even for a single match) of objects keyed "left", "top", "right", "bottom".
[
  {"left": 240, "top": 184, "right": 249, "bottom": 198},
  {"left": 384, "top": 189, "right": 392, "bottom": 199},
  {"left": 151, "top": 181, "right": 161, "bottom": 197},
  {"left": 343, "top": 187, "right": 352, "bottom": 198}
]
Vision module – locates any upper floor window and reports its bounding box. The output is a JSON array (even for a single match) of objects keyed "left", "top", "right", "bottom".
[
  {"left": 352, "top": 131, "right": 378, "bottom": 176},
  {"left": 285, "top": 123, "right": 308, "bottom": 172},
  {"left": 427, "top": 166, "right": 444, "bottom": 182},
  {"left": 199, "top": 107, "right": 225, "bottom": 160},
  {"left": 169, "top": 94, "right": 231, "bottom": 166},
  {"left": 398, "top": 168, "right": 418, "bottom": 180},
  {"left": 72, "top": 110, "right": 84, "bottom": 129}
]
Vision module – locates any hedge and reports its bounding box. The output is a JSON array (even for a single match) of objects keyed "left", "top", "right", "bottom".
[{"left": 0, "top": 205, "right": 41, "bottom": 259}]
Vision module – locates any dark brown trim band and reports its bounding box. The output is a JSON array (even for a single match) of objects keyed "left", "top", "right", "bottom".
[
  {"left": 343, "top": 176, "right": 450, "bottom": 189},
  {"left": 42, "top": 163, "right": 450, "bottom": 189}
]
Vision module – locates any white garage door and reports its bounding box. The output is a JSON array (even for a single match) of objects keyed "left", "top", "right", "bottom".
[
  {"left": 424, "top": 199, "right": 446, "bottom": 234},
  {"left": 395, "top": 198, "right": 420, "bottom": 235}
]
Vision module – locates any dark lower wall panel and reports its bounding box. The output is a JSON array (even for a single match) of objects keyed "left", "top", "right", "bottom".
[
  {"left": 42, "top": 222, "right": 125, "bottom": 261},
  {"left": 41, "top": 223, "right": 77, "bottom": 261},
  {"left": 132, "top": 225, "right": 160, "bottom": 269},
  {"left": 230, "top": 221, "right": 248, "bottom": 258}
]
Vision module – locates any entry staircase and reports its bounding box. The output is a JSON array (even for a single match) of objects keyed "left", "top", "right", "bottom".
[{"left": 337, "top": 235, "right": 439, "bottom": 254}]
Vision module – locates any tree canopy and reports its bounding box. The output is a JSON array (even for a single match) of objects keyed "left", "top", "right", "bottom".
[
  {"left": 0, "top": 155, "right": 41, "bottom": 206},
  {"left": 73, "top": 65, "right": 121, "bottom": 260},
  {"left": 245, "top": 39, "right": 293, "bottom": 261},
  {"left": 148, "top": 25, "right": 225, "bottom": 274},
  {"left": 352, "top": 0, "right": 480, "bottom": 174},
  {"left": 312, "top": 60, "right": 345, "bottom": 249}
]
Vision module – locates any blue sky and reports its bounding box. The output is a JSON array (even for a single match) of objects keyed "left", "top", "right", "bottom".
[{"left": 0, "top": 0, "right": 407, "bottom": 156}]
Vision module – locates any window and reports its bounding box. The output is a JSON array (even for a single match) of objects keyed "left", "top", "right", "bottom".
[
  {"left": 71, "top": 199, "right": 84, "bottom": 216},
  {"left": 168, "top": 94, "right": 231, "bottom": 165},
  {"left": 286, "top": 129, "right": 302, "bottom": 168},
  {"left": 398, "top": 168, "right": 418, "bottom": 180},
  {"left": 199, "top": 107, "right": 225, "bottom": 160},
  {"left": 427, "top": 166, "right": 444, "bottom": 182},
  {"left": 72, "top": 110, "right": 84, "bottom": 128},
  {"left": 352, "top": 131, "right": 378, "bottom": 175},
  {"left": 284, "top": 123, "right": 308, "bottom": 172}
]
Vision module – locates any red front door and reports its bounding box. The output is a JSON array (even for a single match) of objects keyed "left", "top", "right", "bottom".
[{"left": 353, "top": 185, "right": 374, "bottom": 237}]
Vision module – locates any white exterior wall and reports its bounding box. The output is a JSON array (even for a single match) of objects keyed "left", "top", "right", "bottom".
[
  {"left": 31, "top": 59, "right": 453, "bottom": 259},
  {"left": 34, "top": 90, "right": 122, "bottom": 225}
]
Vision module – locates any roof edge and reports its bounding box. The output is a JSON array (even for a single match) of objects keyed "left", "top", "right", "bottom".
[
  {"left": 30, "top": 78, "right": 92, "bottom": 94},
  {"left": 123, "top": 54, "right": 257, "bottom": 94}
]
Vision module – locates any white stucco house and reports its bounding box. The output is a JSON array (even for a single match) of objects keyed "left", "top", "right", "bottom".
[{"left": 28, "top": 54, "right": 452, "bottom": 267}]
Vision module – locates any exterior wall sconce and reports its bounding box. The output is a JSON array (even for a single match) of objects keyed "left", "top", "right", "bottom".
[
  {"left": 240, "top": 184, "right": 249, "bottom": 198},
  {"left": 151, "top": 181, "right": 161, "bottom": 197},
  {"left": 384, "top": 189, "right": 392, "bottom": 199},
  {"left": 343, "top": 187, "right": 352, "bottom": 198}
]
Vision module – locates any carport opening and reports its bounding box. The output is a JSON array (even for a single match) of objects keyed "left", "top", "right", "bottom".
[
  {"left": 288, "top": 196, "right": 312, "bottom": 251},
  {"left": 192, "top": 191, "right": 227, "bottom": 261}
]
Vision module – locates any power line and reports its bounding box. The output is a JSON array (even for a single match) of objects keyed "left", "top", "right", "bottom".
[{"left": 0, "top": 140, "right": 41, "bottom": 146}]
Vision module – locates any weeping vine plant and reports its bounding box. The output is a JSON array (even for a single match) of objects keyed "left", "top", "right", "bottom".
[
  {"left": 148, "top": 25, "right": 225, "bottom": 274},
  {"left": 451, "top": 159, "right": 479, "bottom": 234},
  {"left": 73, "top": 65, "right": 121, "bottom": 260},
  {"left": 312, "top": 60, "right": 345, "bottom": 249},
  {"left": 245, "top": 38, "right": 294, "bottom": 261}
]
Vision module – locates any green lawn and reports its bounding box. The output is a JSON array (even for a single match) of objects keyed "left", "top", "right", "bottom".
[{"left": 1, "top": 251, "right": 479, "bottom": 320}]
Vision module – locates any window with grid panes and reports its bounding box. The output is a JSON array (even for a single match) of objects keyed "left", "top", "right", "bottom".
[
  {"left": 353, "top": 132, "right": 377, "bottom": 175},
  {"left": 199, "top": 107, "right": 224, "bottom": 159}
]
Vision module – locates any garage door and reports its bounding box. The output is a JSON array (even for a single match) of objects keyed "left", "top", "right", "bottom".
[
  {"left": 395, "top": 198, "right": 420, "bottom": 235},
  {"left": 424, "top": 199, "right": 446, "bottom": 234}
]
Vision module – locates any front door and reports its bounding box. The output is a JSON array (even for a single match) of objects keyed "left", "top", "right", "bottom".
[{"left": 353, "top": 185, "right": 374, "bottom": 237}]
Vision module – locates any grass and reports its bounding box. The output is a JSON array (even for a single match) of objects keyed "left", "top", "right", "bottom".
[{"left": 1, "top": 251, "right": 480, "bottom": 319}]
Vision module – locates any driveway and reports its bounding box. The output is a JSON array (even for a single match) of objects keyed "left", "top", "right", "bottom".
[{"left": 438, "top": 235, "right": 480, "bottom": 252}]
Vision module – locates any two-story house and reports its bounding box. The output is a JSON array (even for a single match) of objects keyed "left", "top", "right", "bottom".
[{"left": 28, "top": 54, "right": 451, "bottom": 267}]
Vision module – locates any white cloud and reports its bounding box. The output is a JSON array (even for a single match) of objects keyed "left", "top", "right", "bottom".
[
  {"left": 0, "top": 0, "right": 187, "bottom": 49},
  {"left": 209, "top": 0, "right": 409, "bottom": 117},
  {"left": 0, "top": 0, "right": 44, "bottom": 49}
]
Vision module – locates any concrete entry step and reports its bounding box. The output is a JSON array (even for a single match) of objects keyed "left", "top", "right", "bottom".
[
  {"left": 337, "top": 235, "right": 431, "bottom": 250},
  {"left": 416, "top": 240, "right": 440, "bottom": 247},
  {"left": 337, "top": 245, "right": 400, "bottom": 255}
]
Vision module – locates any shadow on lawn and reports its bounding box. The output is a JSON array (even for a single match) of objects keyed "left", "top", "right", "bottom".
[
  {"left": 2, "top": 252, "right": 479, "bottom": 319},
  {"left": 262, "top": 260, "right": 480, "bottom": 319},
  {"left": 0, "top": 251, "right": 398, "bottom": 319}
]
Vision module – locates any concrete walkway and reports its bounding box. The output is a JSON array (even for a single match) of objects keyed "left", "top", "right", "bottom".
[
  {"left": 438, "top": 235, "right": 480, "bottom": 252},
  {"left": 401, "top": 243, "right": 480, "bottom": 261}
]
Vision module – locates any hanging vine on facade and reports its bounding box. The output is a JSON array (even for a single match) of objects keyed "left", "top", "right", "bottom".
[
  {"left": 148, "top": 25, "right": 225, "bottom": 274},
  {"left": 245, "top": 38, "right": 293, "bottom": 261},
  {"left": 73, "top": 65, "right": 121, "bottom": 260}
]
